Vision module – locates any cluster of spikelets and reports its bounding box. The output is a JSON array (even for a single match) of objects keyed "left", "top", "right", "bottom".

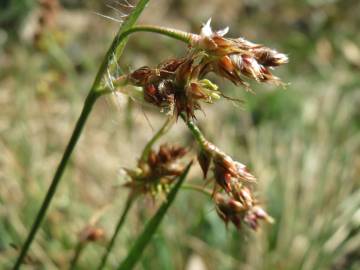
[
  {"left": 123, "top": 144, "right": 188, "bottom": 198},
  {"left": 198, "top": 141, "right": 273, "bottom": 230},
  {"left": 122, "top": 141, "right": 273, "bottom": 230},
  {"left": 116, "top": 19, "right": 287, "bottom": 230},
  {"left": 119, "top": 19, "right": 288, "bottom": 119}
]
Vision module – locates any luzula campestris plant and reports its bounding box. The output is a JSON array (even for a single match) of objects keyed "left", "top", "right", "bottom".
[
  {"left": 99, "top": 18, "right": 286, "bottom": 267},
  {"left": 14, "top": 0, "right": 287, "bottom": 267},
  {"left": 110, "top": 19, "right": 287, "bottom": 232}
]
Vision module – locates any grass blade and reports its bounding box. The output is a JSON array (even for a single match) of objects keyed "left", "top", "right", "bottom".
[
  {"left": 97, "top": 195, "right": 134, "bottom": 270},
  {"left": 117, "top": 162, "right": 193, "bottom": 270}
]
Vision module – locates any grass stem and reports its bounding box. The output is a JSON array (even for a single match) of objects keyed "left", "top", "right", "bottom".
[
  {"left": 12, "top": 91, "right": 99, "bottom": 270},
  {"left": 97, "top": 195, "right": 134, "bottom": 270},
  {"left": 139, "top": 117, "right": 174, "bottom": 164},
  {"left": 13, "top": 1, "right": 152, "bottom": 267},
  {"left": 69, "top": 242, "right": 86, "bottom": 270},
  {"left": 180, "top": 114, "right": 207, "bottom": 148}
]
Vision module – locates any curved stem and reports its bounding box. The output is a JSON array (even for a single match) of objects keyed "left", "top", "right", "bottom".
[
  {"left": 92, "top": 0, "right": 152, "bottom": 94},
  {"left": 12, "top": 91, "right": 99, "bottom": 270},
  {"left": 97, "top": 195, "right": 135, "bottom": 270},
  {"left": 139, "top": 117, "right": 175, "bottom": 164},
  {"left": 94, "top": 25, "right": 192, "bottom": 95},
  {"left": 122, "top": 25, "right": 192, "bottom": 44}
]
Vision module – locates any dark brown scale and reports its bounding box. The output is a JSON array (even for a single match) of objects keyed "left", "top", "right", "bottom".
[
  {"left": 129, "top": 66, "right": 153, "bottom": 86},
  {"left": 158, "top": 145, "right": 172, "bottom": 163},
  {"left": 144, "top": 84, "right": 161, "bottom": 105},
  {"left": 175, "top": 59, "right": 194, "bottom": 86},
  {"left": 159, "top": 58, "right": 187, "bottom": 74}
]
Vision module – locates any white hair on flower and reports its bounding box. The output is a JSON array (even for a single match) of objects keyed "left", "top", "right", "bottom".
[{"left": 201, "top": 18, "right": 229, "bottom": 37}]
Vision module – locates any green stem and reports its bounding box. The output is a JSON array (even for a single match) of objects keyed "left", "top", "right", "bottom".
[
  {"left": 97, "top": 195, "right": 135, "bottom": 270},
  {"left": 13, "top": 1, "right": 153, "bottom": 267},
  {"left": 69, "top": 242, "right": 86, "bottom": 270},
  {"left": 180, "top": 114, "right": 207, "bottom": 147},
  {"left": 139, "top": 117, "right": 174, "bottom": 164},
  {"left": 122, "top": 25, "right": 192, "bottom": 44},
  {"left": 12, "top": 91, "right": 99, "bottom": 270},
  {"left": 94, "top": 25, "right": 192, "bottom": 95}
]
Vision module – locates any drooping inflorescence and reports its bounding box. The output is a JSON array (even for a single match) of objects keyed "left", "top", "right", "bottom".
[
  {"left": 113, "top": 19, "right": 288, "bottom": 230},
  {"left": 198, "top": 139, "right": 273, "bottom": 230},
  {"left": 119, "top": 19, "right": 288, "bottom": 120}
]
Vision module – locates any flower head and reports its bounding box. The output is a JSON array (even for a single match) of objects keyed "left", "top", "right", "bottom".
[
  {"left": 127, "top": 57, "right": 221, "bottom": 119},
  {"left": 124, "top": 144, "right": 188, "bottom": 198},
  {"left": 194, "top": 139, "right": 272, "bottom": 230},
  {"left": 190, "top": 19, "right": 288, "bottom": 88}
]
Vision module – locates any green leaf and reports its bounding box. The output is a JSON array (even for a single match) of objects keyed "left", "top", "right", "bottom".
[{"left": 117, "top": 162, "right": 193, "bottom": 270}]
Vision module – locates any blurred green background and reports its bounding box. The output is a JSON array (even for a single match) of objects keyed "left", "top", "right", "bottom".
[{"left": 1, "top": 0, "right": 359, "bottom": 269}]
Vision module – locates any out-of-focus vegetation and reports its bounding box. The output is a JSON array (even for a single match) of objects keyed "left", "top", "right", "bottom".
[{"left": 0, "top": 0, "right": 359, "bottom": 269}]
